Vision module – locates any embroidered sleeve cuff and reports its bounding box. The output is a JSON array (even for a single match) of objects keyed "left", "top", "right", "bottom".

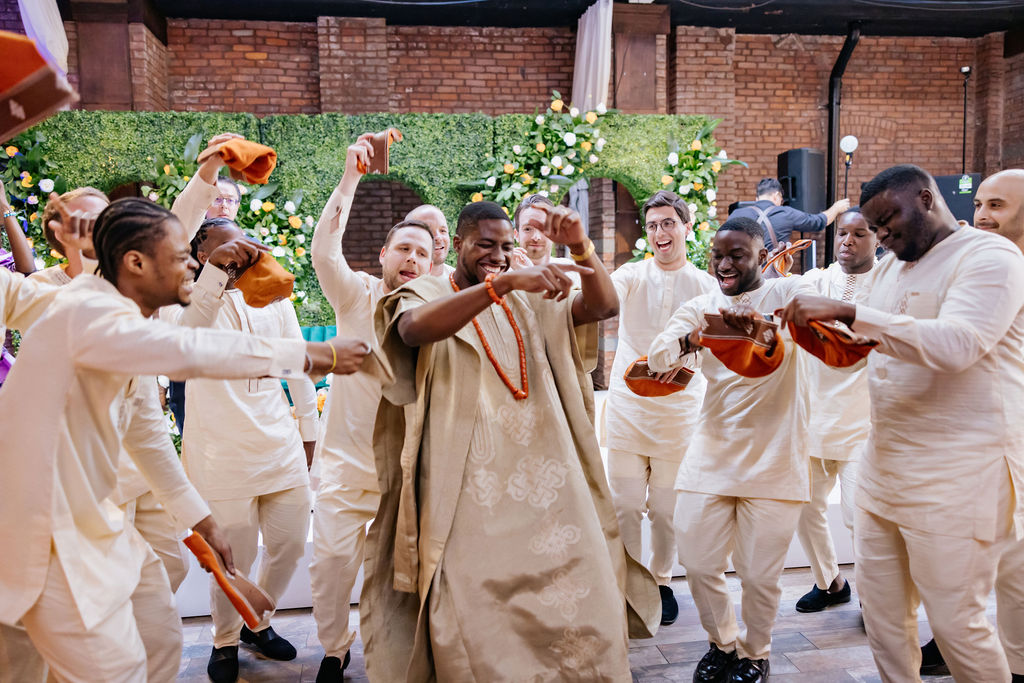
[
  {"left": 195, "top": 264, "right": 229, "bottom": 299},
  {"left": 267, "top": 338, "right": 308, "bottom": 379},
  {"left": 850, "top": 304, "right": 890, "bottom": 339}
]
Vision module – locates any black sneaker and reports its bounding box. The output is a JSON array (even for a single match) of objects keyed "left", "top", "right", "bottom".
[
  {"left": 795, "top": 580, "right": 851, "bottom": 613},
  {"left": 315, "top": 651, "right": 351, "bottom": 682},
  {"left": 920, "top": 638, "right": 949, "bottom": 676},
  {"left": 207, "top": 645, "right": 239, "bottom": 683},
  {"left": 730, "top": 657, "right": 769, "bottom": 682},
  {"left": 693, "top": 643, "right": 737, "bottom": 683},
  {"left": 240, "top": 625, "right": 297, "bottom": 661},
  {"left": 659, "top": 584, "right": 679, "bottom": 625}
]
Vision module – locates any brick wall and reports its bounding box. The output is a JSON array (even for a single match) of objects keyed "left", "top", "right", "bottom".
[
  {"left": 0, "top": 0, "right": 20, "bottom": 34},
  {"left": 343, "top": 180, "right": 425, "bottom": 276},
  {"left": 1003, "top": 51, "right": 1024, "bottom": 169},
  {"left": 166, "top": 19, "right": 320, "bottom": 114},
  {"left": 318, "top": 16, "right": 387, "bottom": 113},
  {"left": 129, "top": 23, "right": 168, "bottom": 111}
]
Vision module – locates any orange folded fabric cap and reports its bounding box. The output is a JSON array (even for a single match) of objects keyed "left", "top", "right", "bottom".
[
  {"left": 0, "top": 31, "right": 78, "bottom": 142},
  {"left": 357, "top": 128, "right": 403, "bottom": 175},
  {"left": 699, "top": 313, "right": 785, "bottom": 378},
  {"left": 183, "top": 532, "right": 274, "bottom": 630},
  {"left": 234, "top": 252, "right": 295, "bottom": 308},
  {"left": 788, "top": 318, "right": 877, "bottom": 367},
  {"left": 624, "top": 356, "right": 694, "bottom": 397},
  {"left": 216, "top": 139, "right": 277, "bottom": 184}
]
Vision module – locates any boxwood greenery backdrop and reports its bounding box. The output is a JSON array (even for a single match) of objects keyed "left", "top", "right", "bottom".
[{"left": 1, "top": 105, "right": 741, "bottom": 326}]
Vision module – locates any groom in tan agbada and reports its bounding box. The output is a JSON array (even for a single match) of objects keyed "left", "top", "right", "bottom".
[{"left": 361, "top": 199, "right": 660, "bottom": 681}]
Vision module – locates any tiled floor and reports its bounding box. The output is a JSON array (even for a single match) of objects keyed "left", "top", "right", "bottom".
[{"left": 177, "top": 564, "right": 965, "bottom": 682}]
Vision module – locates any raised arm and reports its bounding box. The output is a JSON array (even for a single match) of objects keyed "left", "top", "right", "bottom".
[{"left": 0, "top": 180, "right": 35, "bottom": 274}]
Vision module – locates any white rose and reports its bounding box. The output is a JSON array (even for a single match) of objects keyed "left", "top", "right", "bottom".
[
  {"left": 595, "top": 138, "right": 606, "bottom": 151},
  {"left": 296, "top": 234, "right": 306, "bottom": 243},
  {"left": 569, "top": 106, "right": 580, "bottom": 118},
  {"left": 596, "top": 103, "right": 607, "bottom": 115},
  {"left": 486, "top": 176, "right": 497, "bottom": 187},
  {"left": 272, "top": 246, "right": 285, "bottom": 257},
  {"left": 535, "top": 115, "right": 545, "bottom": 125},
  {"left": 295, "top": 290, "right": 305, "bottom": 298},
  {"left": 564, "top": 164, "right": 575, "bottom": 175},
  {"left": 540, "top": 165, "right": 551, "bottom": 176},
  {"left": 250, "top": 198, "right": 262, "bottom": 212},
  {"left": 589, "top": 154, "right": 599, "bottom": 164},
  {"left": 706, "top": 189, "right": 717, "bottom": 202},
  {"left": 718, "top": 149, "right": 728, "bottom": 159},
  {"left": 667, "top": 152, "right": 679, "bottom": 166},
  {"left": 38, "top": 178, "right": 54, "bottom": 193},
  {"left": 688, "top": 203, "right": 698, "bottom": 216},
  {"left": 511, "top": 182, "right": 523, "bottom": 190},
  {"left": 680, "top": 184, "right": 692, "bottom": 194},
  {"left": 550, "top": 185, "right": 558, "bottom": 193},
  {"left": 708, "top": 206, "right": 717, "bottom": 217},
  {"left": 148, "top": 192, "right": 158, "bottom": 201},
  {"left": 592, "top": 129, "right": 600, "bottom": 138},
  {"left": 634, "top": 238, "right": 647, "bottom": 250},
  {"left": 305, "top": 216, "right": 314, "bottom": 226},
  {"left": 512, "top": 145, "right": 522, "bottom": 154},
  {"left": 34, "top": 257, "right": 45, "bottom": 270},
  {"left": 564, "top": 132, "right": 577, "bottom": 146},
  {"left": 284, "top": 200, "right": 296, "bottom": 214},
  {"left": 551, "top": 156, "right": 563, "bottom": 169},
  {"left": 539, "top": 190, "right": 549, "bottom": 197}
]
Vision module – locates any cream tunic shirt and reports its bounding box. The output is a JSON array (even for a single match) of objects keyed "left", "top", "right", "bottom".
[
  {"left": 648, "top": 277, "right": 814, "bottom": 502},
  {"left": 0, "top": 268, "right": 57, "bottom": 339},
  {"left": 605, "top": 258, "right": 716, "bottom": 461},
  {"left": 310, "top": 187, "right": 387, "bottom": 491},
  {"left": 160, "top": 265, "right": 318, "bottom": 501},
  {"left": 799, "top": 263, "right": 871, "bottom": 462},
  {"left": 0, "top": 275, "right": 307, "bottom": 629},
  {"left": 851, "top": 226, "right": 1024, "bottom": 542}
]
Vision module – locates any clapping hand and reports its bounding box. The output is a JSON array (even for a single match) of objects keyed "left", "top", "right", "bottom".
[
  {"left": 47, "top": 192, "right": 97, "bottom": 255},
  {"left": 536, "top": 204, "right": 588, "bottom": 248}
]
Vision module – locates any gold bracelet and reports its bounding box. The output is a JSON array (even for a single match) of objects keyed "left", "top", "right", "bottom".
[
  {"left": 326, "top": 340, "right": 337, "bottom": 374},
  {"left": 569, "top": 238, "right": 595, "bottom": 262}
]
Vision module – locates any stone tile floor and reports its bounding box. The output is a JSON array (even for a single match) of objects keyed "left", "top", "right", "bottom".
[{"left": 177, "top": 564, "right": 969, "bottom": 682}]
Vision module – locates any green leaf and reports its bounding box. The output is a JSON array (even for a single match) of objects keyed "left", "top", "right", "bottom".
[
  {"left": 251, "top": 182, "right": 279, "bottom": 200},
  {"left": 183, "top": 132, "right": 204, "bottom": 164}
]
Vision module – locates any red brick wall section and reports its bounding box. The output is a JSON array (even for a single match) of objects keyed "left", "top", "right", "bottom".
[
  {"left": 129, "top": 23, "right": 168, "bottom": 111},
  {"left": 973, "top": 32, "right": 1005, "bottom": 176},
  {"left": 64, "top": 21, "right": 79, "bottom": 96},
  {"left": 318, "top": 16, "right": 388, "bottom": 114},
  {"left": 342, "top": 180, "right": 424, "bottom": 276},
  {"left": 166, "top": 19, "right": 320, "bottom": 115},
  {"left": 0, "top": 0, "right": 21, "bottom": 34},
  {"left": 589, "top": 177, "right": 617, "bottom": 389},
  {"left": 387, "top": 26, "right": 576, "bottom": 114},
  {"left": 1003, "top": 51, "right": 1024, "bottom": 169}
]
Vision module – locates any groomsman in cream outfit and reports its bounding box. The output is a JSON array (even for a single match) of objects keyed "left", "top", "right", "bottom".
[
  {"left": 603, "top": 190, "right": 715, "bottom": 624},
  {"left": 308, "top": 134, "right": 435, "bottom": 682},
  {"left": 783, "top": 165, "right": 1024, "bottom": 683}
]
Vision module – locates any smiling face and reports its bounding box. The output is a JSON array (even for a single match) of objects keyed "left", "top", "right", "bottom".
[
  {"left": 134, "top": 217, "right": 199, "bottom": 311},
  {"left": 379, "top": 226, "right": 434, "bottom": 292},
  {"left": 834, "top": 212, "right": 877, "bottom": 274},
  {"left": 861, "top": 187, "right": 935, "bottom": 262},
  {"left": 454, "top": 218, "right": 515, "bottom": 286},
  {"left": 974, "top": 171, "right": 1024, "bottom": 250},
  {"left": 643, "top": 205, "right": 690, "bottom": 269},
  {"left": 515, "top": 206, "right": 553, "bottom": 264},
  {"left": 710, "top": 228, "right": 765, "bottom": 296}
]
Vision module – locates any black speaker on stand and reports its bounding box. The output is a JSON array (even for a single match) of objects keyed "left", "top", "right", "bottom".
[{"left": 778, "top": 148, "right": 826, "bottom": 270}]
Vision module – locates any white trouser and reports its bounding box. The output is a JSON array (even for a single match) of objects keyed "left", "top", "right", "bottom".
[
  {"left": 310, "top": 481, "right": 380, "bottom": 658},
  {"left": 675, "top": 492, "right": 803, "bottom": 660},
  {"left": 997, "top": 536, "right": 1024, "bottom": 674},
  {"left": 0, "top": 623, "right": 47, "bottom": 683},
  {"left": 124, "top": 491, "right": 189, "bottom": 592},
  {"left": 21, "top": 543, "right": 181, "bottom": 683},
  {"left": 796, "top": 457, "right": 857, "bottom": 590},
  {"left": 608, "top": 450, "right": 680, "bottom": 585},
  {"left": 855, "top": 507, "right": 1010, "bottom": 683},
  {"left": 206, "top": 485, "right": 311, "bottom": 648}
]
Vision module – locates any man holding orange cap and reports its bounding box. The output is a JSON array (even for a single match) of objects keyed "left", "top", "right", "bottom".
[{"left": 648, "top": 216, "right": 814, "bottom": 683}]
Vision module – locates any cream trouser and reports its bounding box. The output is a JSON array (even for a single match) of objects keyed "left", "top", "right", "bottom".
[
  {"left": 310, "top": 481, "right": 380, "bottom": 658},
  {"left": 856, "top": 507, "right": 1010, "bottom": 683},
  {"left": 19, "top": 543, "right": 181, "bottom": 683},
  {"left": 997, "top": 535, "right": 1024, "bottom": 674},
  {"left": 675, "top": 491, "right": 803, "bottom": 660},
  {"left": 796, "top": 457, "right": 857, "bottom": 590},
  {"left": 207, "top": 485, "right": 311, "bottom": 648},
  {"left": 608, "top": 450, "right": 680, "bottom": 585}
]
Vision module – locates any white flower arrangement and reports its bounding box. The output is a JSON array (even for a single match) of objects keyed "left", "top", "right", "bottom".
[
  {"left": 551, "top": 156, "right": 563, "bottom": 169},
  {"left": 486, "top": 176, "right": 497, "bottom": 187},
  {"left": 38, "top": 178, "right": 54, "bottom": 193},
  {"left": 249, "top": 198, "right": 262, "bottom": 212},
  {"left": 667, "top": 152, "right": 679, "bottom": 166},
  {"left": 563, "top": 132, "right": 577, "bottom": 146}
]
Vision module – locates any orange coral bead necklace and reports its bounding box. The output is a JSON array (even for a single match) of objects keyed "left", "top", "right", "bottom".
[{"left": 449, "top": 272, "right": 529, "bottom": 400}]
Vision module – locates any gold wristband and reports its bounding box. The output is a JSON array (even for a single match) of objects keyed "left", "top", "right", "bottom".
[
  {"left": 569, "top": 238, "right": 595, "bottom": 262},
  {"left": 326, "top": 340, "right": 337, "bottom": 374}
]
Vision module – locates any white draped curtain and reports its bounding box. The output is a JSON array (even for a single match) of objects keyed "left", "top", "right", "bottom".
[{"left": 18, "top": 0, "right": 69, "bottom": 74}]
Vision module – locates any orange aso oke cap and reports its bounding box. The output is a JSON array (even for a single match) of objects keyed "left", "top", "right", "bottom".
[
  {"left": 624, "top": 356, "right": 694, "bottom": 397},
  {"left": 216, "top": 139, "right": 277, "bottom": 184},
  {"left": 183, "top": 532, "right": 274, "bottom": 629},
  {"left": 699, "top": 313, "right": 785, "bottom": 378},
  {"left": 234, "top": 252, "right": 295, "bottom": 308},
  {"left": 0, "top": 31, "right": 78, "bottom": 142},
  {"left": 787, "top": 318, "right": 877, "bottom": 368}
]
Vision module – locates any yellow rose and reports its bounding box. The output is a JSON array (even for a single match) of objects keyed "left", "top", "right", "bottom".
[
  {"left": 288, "top": 215, "right": 302, "bottom": 229},
  {"left": 661, "top": 175, "right": 674, "bottom": 186},
  {"left": 644, "top": 252, "right": 653, "bottom": 260},
  {"left": 693, "top": 181, "right": 704, "bottom": 191},
  {"left": 585, "top": 111, "right": 598, "bottom": 124},
  {"left": 550, "top": 99, "right": 564, "bottom": 112},
  {"left": 471, "top": 192, "right": 484, "bottom": 202},
  {"left": 295, "top": 246, "right": 306, "bottom": 257},
  {"left": 690, "top": 139, "right": 703, "bottom": 151},
  {"left": 503, "top": 163, "right": 515, "bottom": 175},
  {"left": 502, "top": 206, "right": 510, "bottom": 215},
  {"left": 21, "top": 177, "right": 32, "bottom": 188},
  {"left": 317, "top": 391, "right": 327, "bottom": 412},
  {"left": 50, "top": 249, "right": 61, "bottom": 259},
  {"left": 711, "top": 160, "right": 722, "bottom": 172},
  {"left": 521, "top": 173, "right": 532, "bottom": 185},
  {"left": 698, "top": 221, "right": 710, "bottom": 231},
  {"left": 163, "top": 164, "right": 172, "bottom": 175},
  {"left": 29, "top": 212, "right": 37, "bottom": 221},
  {"left": 262, "top": 201, "right": 275, "bottom": 212},
  {"left": 289, "top": 293, "right": 297, "bottom": 301},
  {"left": 581, "top": 141, "right": 592, "bottom": 151},
  {"left": 536, "top": 142, "right": 546, "bottom": 153},
  {"left": 4, "top": 146, "right": 17, "bottom": 157},
  {"left": 183, "top": 175, "right": 190, "bottom": 182},
  {"left": 278, "top": 235, "right": 288, "bottom": 246}
]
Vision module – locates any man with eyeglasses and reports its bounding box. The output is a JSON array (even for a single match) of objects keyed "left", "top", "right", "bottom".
[{"left": 603, "top": 189, "right": 716, "bottom": 626}]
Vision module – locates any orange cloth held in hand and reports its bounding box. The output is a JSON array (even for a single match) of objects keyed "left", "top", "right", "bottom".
[
  {"left": 357, "top": 128, "right": 403, "bottom": 175},
  {"left": 788, "top": 318, "right": 877, "bottom": 367},
  {"left": 699, "top": 313, "right": 785, "bottom": 378},
  {"left": 183, "top": 532, "right": 274, "bottom": 630},
  {"left": 216, "top": 139, "right": 277, "bottom": 184},
  {"left": 624, "top": 356, "right": 694, "bottom": 397},
  {"left": 235, "top": 252, "right": 295, "bottom": 308},
  {"left": 0, "top": 31, "right": 78, "bottom": 142}
]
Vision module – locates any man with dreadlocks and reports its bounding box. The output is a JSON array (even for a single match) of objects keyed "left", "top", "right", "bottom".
[{"left": 0, "top": 198, "right": 362, "bottom": 683}]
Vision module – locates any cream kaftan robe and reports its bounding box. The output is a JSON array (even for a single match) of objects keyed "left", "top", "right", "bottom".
[{"left": 362, "top": 275, "right": 659, "bottom": 683}]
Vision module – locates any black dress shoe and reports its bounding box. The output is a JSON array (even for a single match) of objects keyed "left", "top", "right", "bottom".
[
  {"left": 693, "top": 643, "right": 737, "bottom": 683},
  {"left": 207, "top": 645, "right": 239, "bottom": 683},
  {"left": 659, "top": 584, "right": 679, "bottom": 625},
  {"left": 240, "top": 625, "right": 297, "bottom": 661},
  {"left": 920, "top": 638, "right": 949, "bottom": 676},
  {"left": 315, "top": 651, "right": 351, "bottom": 682},
  {"left": 1011, "top": 674, "right": 1024, "bottom": 683},
  {"left": 730, "top": 657, "right": 769, "bottom": 682},
  {"left": 795, "top": 580, "right": 851, "bottom": 613}
]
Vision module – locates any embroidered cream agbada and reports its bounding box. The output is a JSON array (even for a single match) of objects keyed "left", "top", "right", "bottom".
[
  {"left": 604, "top": 258, "right": 716, "bottom": 460},
  {"left": 851, "top": 226, "right": 1024, "bottom": 541},
  {"left": 0, "top": 275, "right": 308, "bottom": 629},
  {"left": 648, "top": 277, "right": 814, "bottom": 502}
]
